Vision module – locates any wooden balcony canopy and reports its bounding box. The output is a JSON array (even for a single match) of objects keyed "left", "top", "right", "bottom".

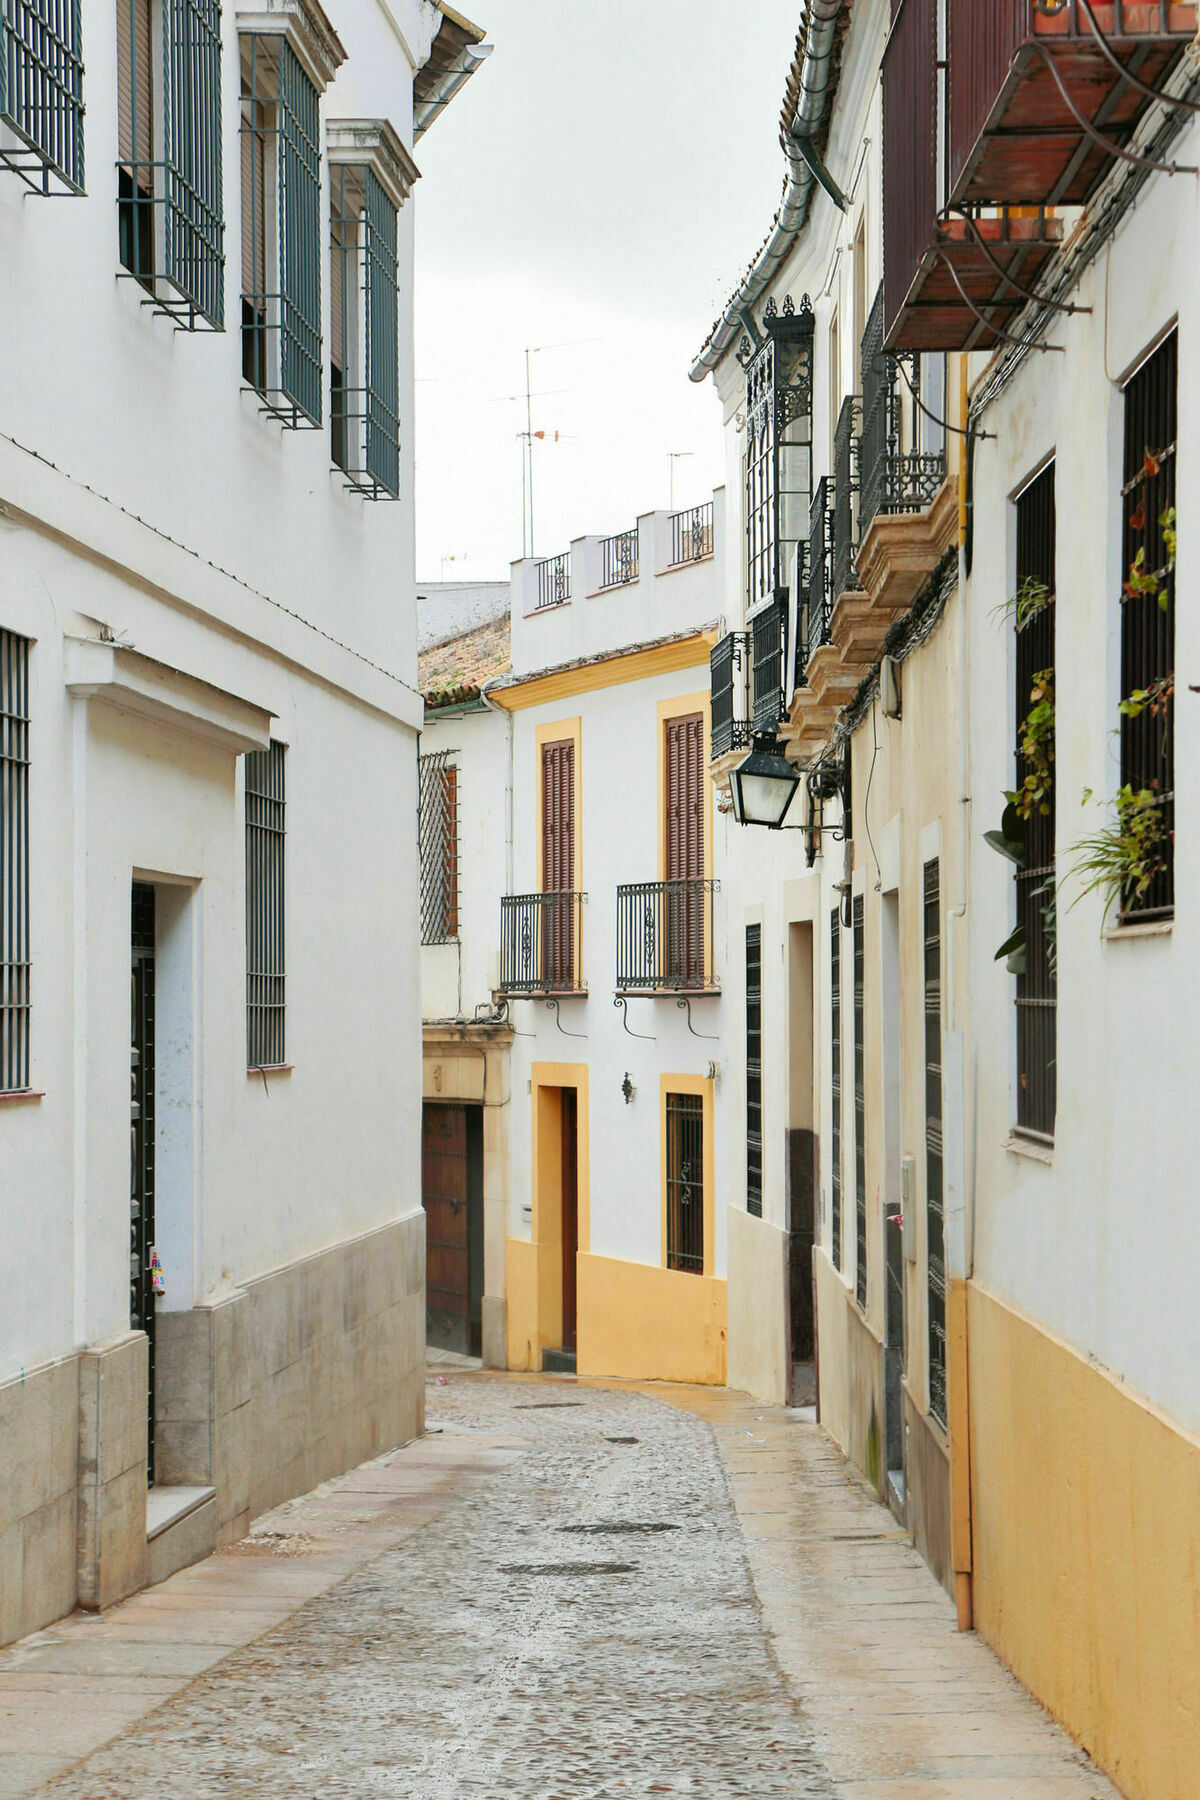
[{"left": 883, "top": 0, "right": 1197, "bottom": 351}]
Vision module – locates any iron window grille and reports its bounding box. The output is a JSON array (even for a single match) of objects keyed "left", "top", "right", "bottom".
[
  {"left": 0, "top": 0, "right": 84, "bottom": 193},
  {"left": 804, "top": 476, "right": 835, "bottom": 679},
  {"left": 669, "top": 502, "right": 713, "bottom": 567},
  {"left": 746, "top": 924, "right": 762, "bottom": 1218},
  {"left": 666, "top": 1090, "right": 704, "bottom": 1274},
  {"left": 600, "top": 527, "right": 639, "bottom": 588},
  {"left": 1120, "top": 329, "right": 1176, "bottom": 921},
  {"left": 709, "top": 631, "right": 751, "bottom": 761},
  {"left": 924, "top": 858, "right": 947, "bottom": 1427},
  {"left": 615, "top": 879, "right": 718, "bottom": 994},
  {"left": 240, "top": 33, "right": 321, "bottom": 426},
  {"left": 859, "top": 285, "right": 944, "bottom": 538},
  {"left": 853, "top": 894, "right": 866, "bottom": 1312},
  {"left": 1014, "top": 463, "right": 1056, "bottom": 1140},
  {"left": 829, "top": 907, "right": 842, "bottom": 1273},
  {"left": 832, "top": 393, "right": 862, "bottom": 601},
  {"left": 498, "top": 891, "right": 586, "bottom": 994},
  {"left": 330, "top": 162, "right": 400, "bottom": 499},
  {"left": 535, "top": 552, "right": 570, "bottom": 609},
  {"left": 117, "top": 0, "right": 224, "bottom": 328},
  {"left": 245, "top": 741, "right": 285, "bottom": 1069},
  {"left": 750, "top": 593, "right": 787, "bottom": 733},
  {"left": 1, "top": 630, "right": 30, "bottom": 1093},
  {"left": 741, "top": 295, "right": 814, "bottom": 616},
  {"left": 418, "top": 750, "right": 459, "bottom": 945}
]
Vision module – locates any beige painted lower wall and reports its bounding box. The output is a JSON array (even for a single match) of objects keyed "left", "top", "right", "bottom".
[
  {"left": 814, "top": 1247, "right": 885, "bottom": 1495},
  {"left": 726, "top": 1206, "right": 789, "bottom": 1404},
  {"left": 969, "top": 1281, "right": 1200, "bottom": 1800}
]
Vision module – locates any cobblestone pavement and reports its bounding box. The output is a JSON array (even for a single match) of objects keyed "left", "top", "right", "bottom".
[{"left": 33, "top": 1377, "right": 835, "bottom": 1800}]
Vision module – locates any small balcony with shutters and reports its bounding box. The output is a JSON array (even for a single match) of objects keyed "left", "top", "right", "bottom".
[
  {"left": 614, "top": 880, "right": 719, "bottom": 996},
  {"left": 883, "top": 0, "right": 1196, "bottom": 356},
  {"left": 497, "top": 891, "right": 588, "bottom": 998}
]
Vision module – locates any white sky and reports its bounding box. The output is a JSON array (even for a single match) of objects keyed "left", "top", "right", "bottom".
[{"left": 413, "top": 0, "right": 800, "bottom": 580}]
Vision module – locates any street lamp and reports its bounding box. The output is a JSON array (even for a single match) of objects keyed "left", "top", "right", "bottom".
[{"left": 729, "top": 734, "right": 801, "bottom": 829}]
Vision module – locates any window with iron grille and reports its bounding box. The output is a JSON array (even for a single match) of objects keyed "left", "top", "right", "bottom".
[
  {"left": 0, "top": 0, "right": 84, "bottom": 193},
  {"left": 830, "top": 907, "right": 842, "bottom": 1272},
  {"left": 1120, "top": 329, "right": 1176, "bottom": 921},
  {"left": 1, "top": 630, "right": 30, "bottom": 1093},
  {"left": 117, "top": 0, "right": 224, "bottom": 328},
  {"left": 924, "top": 858, "right": 946, "bottom": 1428},
  {"left": 245, "top": 741, "right": 286, "bottom": 1069},
  {"left": 240, "top": 33, "right": 321, "bottom": 426},
  {"left": 666, "top": 1090, "right": 704, "bottom": 1274},
  {"left": 419, "top": 750, "right": 459, "bottom": 945},
  {"left": 1014, "top": 463, "right": 1056, "bottom": 1139},
  {"left": 742, "top": 301, "right": 814, "bottom": 617},
  {"left": 331, "top": 163, "right": 400, "bottom": 499},
  {"left": 853, "top": 894, "right": 866, "bottom": 1311},
  {"left": 745, "top": 925, "right": 762, "bottom": 1218}
]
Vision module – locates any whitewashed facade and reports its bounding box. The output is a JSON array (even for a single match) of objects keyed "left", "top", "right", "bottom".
[{"left": 0, "top": 0, "right": 485, "bottom": 1643}]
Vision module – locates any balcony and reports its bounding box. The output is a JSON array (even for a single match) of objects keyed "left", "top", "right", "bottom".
[
  {"left": 804, "top": 477, "right": 835, "bottom": 677},
  {"left": 599, "top": 527, "right": 639, "bottom": 589},
  {"left": 883, "top": 0, "right": 1196, "bottom": 351},
  {"left": 669, "top": 501, "right": 714, "bottom": 567},
  {"left": 498, "top": 892, "right": 586, "bottom": 995},
  {"left": 536, "top": 553, "right": 571, "bottom": 610},
  {"left": 710, "top": 631, "right": 752, "bottom": 763},
  {"left": 750, "top": 593, "right": 788, "bottom": 733},
  {"left": 615, "top": 880, "right": 718, "bottom": 994}
]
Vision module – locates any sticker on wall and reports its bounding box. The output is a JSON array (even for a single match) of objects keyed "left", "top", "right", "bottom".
[{"left": 149, "top": 1247, "right": 165, "bottom": 1297}]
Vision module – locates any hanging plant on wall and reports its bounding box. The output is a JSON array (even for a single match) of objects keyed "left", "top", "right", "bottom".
[{"left": 1065, "top": 785, "right": 1171, "bottom": 928}]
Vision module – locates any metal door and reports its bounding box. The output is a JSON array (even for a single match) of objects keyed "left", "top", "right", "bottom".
[
  {"left": 422, "top": 1102, "right": 471, "bottom": 1353},
  {"left": 130, "top": 882, "right": 156, "bottom": 1484},
  {"left": 560, "top": 1089, "right": 578, "bottom": 1351}
]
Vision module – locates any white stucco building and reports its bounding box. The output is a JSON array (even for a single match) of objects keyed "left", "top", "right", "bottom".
[{"left": 0, "top": 0, "right": 487, "bottom": 1644}]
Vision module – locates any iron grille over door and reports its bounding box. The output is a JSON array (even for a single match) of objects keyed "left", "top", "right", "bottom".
[
  {"left": 0, "top": 629, "right": 30, "bottom": 1093},
  {"left": 1120, "top": 329, "right": 1176, "bottom": 920},
  {"left": 666, "top": 1090, "right": 704, "bottom": 1274},
  {"left": 924, "top": 858, "right": 946, "bottom": 1427},
  {"left": 746, "top": 925, "right": 762, "bottom": 1218},
  {"left": 665, "top": 713, "right": 704, "bottom": 986},
  {"left": 240, "top": 34, "right": 322, "bottom": 425},
  {"left": 245, "top": 741, "right": 286, "bottom": 1069},
  {"left": 0, "top": 0, "right": 85, "bottom": 193},
  {"left": 829, "top": 907, "right": 842, "bottom": 1273},
  {"left": 541, "top": 737, "right": 575, "bottom": 988},
  {"left": 130, "top": 881, "right": 156, "bottom": 1483},
  {"left": 1014, "top": 463, "right": 1056, "bottom": 1138},
  {"left": 418, "top": 750, "right": 458, "bottom": 944},
  {"left": 853, "top": 895, "right": 866, "bottom": 1311}
]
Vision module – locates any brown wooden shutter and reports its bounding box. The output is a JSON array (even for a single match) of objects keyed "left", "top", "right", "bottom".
[
  {"left": 118, "top": 0, "right": 154, "bottom": 177},
  {"left": 241, "top": 102, "right": 268, "bottom": 303},
  {"left": 442, "top": 765, "right": 459, "bottom": 939},
  {"left": 541, "top": 740, "right": 574, "bottom": 893},
  {"left": 665, "top": 714, "right": 703, "bottom": 882}
]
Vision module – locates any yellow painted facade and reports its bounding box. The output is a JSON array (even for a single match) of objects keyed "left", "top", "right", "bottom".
[
  {"left": 969, "top": 1281, "right": 1200, "bottom": 1800},
  {"left": 489, "top": 633, "right": 716, "bottom": 712},
  {"left": 576, "top": 1252, "right": 727, "bottom": 1385}
]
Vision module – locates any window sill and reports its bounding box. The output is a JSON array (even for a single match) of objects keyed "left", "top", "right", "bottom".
[
  {"left": 0, "top": 1089, "right": 44, "bottom": 1105},
  {"left": 614, "top": 986, "right": 721, "bottom": 1000},
  {"left": 1004, "top": 1132, "right": 1053, "bottom": 1166},
  {"left": 248, "top": 1064, "right": 293, "bottom": 1078},
  {"left": 1103, "top": 916, "right": 1173, "bottom": 941}
]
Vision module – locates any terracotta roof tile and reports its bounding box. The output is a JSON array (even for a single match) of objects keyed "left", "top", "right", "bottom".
[{"left": 420, "top": 614, "right": 510, "bottom": 708}]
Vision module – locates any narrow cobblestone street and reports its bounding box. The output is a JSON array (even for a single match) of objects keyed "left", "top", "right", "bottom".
[{"left": 0, "top": 1374, "right": 1118, "bottom": 1799}]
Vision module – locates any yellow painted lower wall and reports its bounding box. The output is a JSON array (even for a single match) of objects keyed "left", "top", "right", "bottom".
[
  {"left": 969, "top": 1282, "right": 1200, "bottom": 1800},
  {"left": 576, "top": 1252, "right": 727, "bottom": 1386},
  {"left": 505, "top": 1239, "right": 539, "bottom": 1371},
  {"left": 726, "top": 1206, "right": 788, "bottom": 1404}
]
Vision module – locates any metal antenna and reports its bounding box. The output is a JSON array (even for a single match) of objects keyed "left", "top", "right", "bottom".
[{"left": 668, "top": 450, "right": 694, "bottom": 511}]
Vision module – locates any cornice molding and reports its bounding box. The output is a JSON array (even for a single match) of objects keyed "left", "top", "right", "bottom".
[
  {"left": 236, "top": 0, "right": 346, "bottom": 93},
  {"left": 326, "top": 118, "right": 420, "bottom": 208}
]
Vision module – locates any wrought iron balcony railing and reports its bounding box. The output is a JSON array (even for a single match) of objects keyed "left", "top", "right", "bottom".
[
  {"left": 616, "top": 880, "right": 718, "bottom": 993},
  {"left": 499, "top": 891, "right": 586, "bottom": 994},
  {"left": 536, "top": 552, "right": 571, "bottom": 610},
  {"left": 750, "top": 591, "right": 788, "bottom": 732},
  {"left": 710, "top": 632, "right": 751, "bottom": 760},
  {"left": 860, "top": 286, "right": 945, "bottom": 539},
  {"left": 832, "top": 394, "right": 861, "bottom": 600},
  {"left": 804, "top": 478, "right": 835, "bottom": 679},
  {"left": 669, "top": 501, "right": 714, "bottom": 567},
  {"left": 600, "top": 527, "right": 639, "bottom": 589}
]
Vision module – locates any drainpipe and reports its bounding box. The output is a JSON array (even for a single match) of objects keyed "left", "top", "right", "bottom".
[{"left": 690, "top": 0, "right": 846, "bottom": 381}]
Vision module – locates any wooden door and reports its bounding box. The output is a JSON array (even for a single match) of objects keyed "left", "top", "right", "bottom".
[
  {"left": 560, "top": 1089, "right": 578, "bottom": 1351},
  {"left": 541, "top": 739, "right": 575, "bottom": 986},
  {"left": 422, "top": 1103, "right": 470, "bottom": 1353},
  {"left": 130, "top": 882, "right": 157, "bottom": 1483},
  {"left": 665, "top": 713, "right": 704, "bottom": 984}
]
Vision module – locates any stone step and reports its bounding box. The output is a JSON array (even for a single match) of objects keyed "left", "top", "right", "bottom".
[
  {"left": 146, "top": 1485, "right": 216, "bottom": 1587},
  {"left": 541, "top": 1347, "right": 577, "bottom": 1375}
]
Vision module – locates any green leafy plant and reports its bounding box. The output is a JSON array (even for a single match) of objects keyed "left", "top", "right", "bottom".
[
  {"left": 992, "top": 576, "right": 1053, "bottom": 633},
  {"left": 1065, "top": 785, "right": 1170, "bottom": 928},
  {"left": 1007, "top": 667, "right": 1054, "bottom": 821},
  {"left": 1118, "top": 671, "right": 1174, "bottom": 722}
]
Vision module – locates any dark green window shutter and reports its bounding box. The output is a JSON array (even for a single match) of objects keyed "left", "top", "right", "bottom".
[
  {"left": 162, "top": 0, "right": 224, "bottom": 327},
  {"left": 364, "top": 169, "right": 399, "bottom": 497},
  {"left": 278, "top": 38, "right": 321, "bottom": 425}
]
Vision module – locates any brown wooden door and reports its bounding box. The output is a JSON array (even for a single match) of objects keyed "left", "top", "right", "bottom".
[
  {"left": 541, "top": 739, "right": 575, "bottom": 986},
  {"left": 422, "top": 1103, "right": 470, "bottom": 1352},
  {"left": 665, "top": 713, "right": 704, "bottom": 984},
  {"left": 560, "top": 1088, "right": 578, "bottom": 1350}
]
